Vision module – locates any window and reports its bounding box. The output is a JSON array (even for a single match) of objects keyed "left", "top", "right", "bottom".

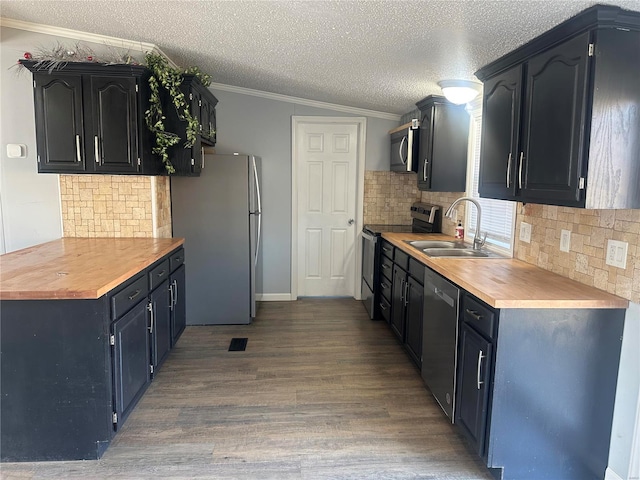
[{"left": 464, "top": 99, "right": 516, "bottom": 255}]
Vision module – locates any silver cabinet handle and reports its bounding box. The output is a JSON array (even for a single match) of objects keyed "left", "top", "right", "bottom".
[
  {"left": 379, "top": 302, "right": 388, "bottom": 311},
  {"left": 75, "top": 135, "right": 82, "bottom": 163},
  {"left": 423, "top": 159, "right": 428, "bottom": 181},
  {"left": 201, "top": 147, "right": 205, "bottom": 169},
  {"left": 400, "top": 279, "right": 406, "bottom": 303},
  {"left": 94, "top": 136, "right": 100, "bottom": 164},
  {"left": 518, "top": 152, "right": 524, "bottom": 189},
  {"left": 381, "top": 282, "right": 389, "bottom": 290},
  {"left": 404, "top": 281, "right": 409, "bottom": 307},
  {"left": 128, "top": 289, "right": 141, "bottom": 301},
  {"left": 477, "top": 349, "right": 485, "bottom": 390},
  {"left": 399, "top": 135, "right": 407, "bottom": 165},
  {"left": 173, "top": 279, "right": 178, "bottom": 308},
  {"left": 169, "top": 283, "right": 175, "bottom": 311},
  {"left": 506, "top": 153, "right": 512, "bottom": 187},
  {"left": 381, "top": 263, "right": 391, "bottom": 270},
  {"left": 147, "top": 302, "right": 154, "bottom": 334}
]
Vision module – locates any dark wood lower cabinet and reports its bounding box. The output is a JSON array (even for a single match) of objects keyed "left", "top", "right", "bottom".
[
  {"left": 404, "top": 274, "right": 424, "bottom": 368},
  {"left": 112, "top": 299, "right": 151, "bottom": 430},
  {"left": 150, "top": 279, "right": 172, "bottom": 371},
  {"left": 170, "top": 264, "right": 186, "bottom": 345},
  {"left": 0, "top": 246, "right": 186, "bottom": 461},
  {"left": 390, "top": 264, "right": 406, "bottom": 341},
  {"left": 456, "top": 323, "right": 493, "bottom": 456}
]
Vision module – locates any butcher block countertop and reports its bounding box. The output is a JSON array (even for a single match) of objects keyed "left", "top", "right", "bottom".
[
  {"left": 382, "top": 233, "right": 628, "bottom": 310},
  {"left": 0, "top": 237, "right": 184, "bottom": 300}
]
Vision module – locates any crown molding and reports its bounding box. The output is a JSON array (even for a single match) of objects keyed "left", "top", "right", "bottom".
[
  {"left": 208, "top": 82, "right": 401, "bottom": 121},
  {"left": 0, "top": 17, "right": 177, "bottom": 68}
]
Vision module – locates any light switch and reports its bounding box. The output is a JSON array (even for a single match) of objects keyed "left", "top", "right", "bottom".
[
  {"left": 560, "top": 230, "right": 571, "bottom": 252},
  {"left": 6, "top": 144, "right": 26, "bottom": 158},
  {"left": 519, "top": 222, "right": 532, "bottom": 244},
  {"left": 606, "top": 239, "right": 628, "bottom": 269}
]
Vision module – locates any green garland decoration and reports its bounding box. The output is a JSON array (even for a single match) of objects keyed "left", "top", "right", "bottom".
[{"left": 144, "top": 53, "right": 212, "bottom": 174}]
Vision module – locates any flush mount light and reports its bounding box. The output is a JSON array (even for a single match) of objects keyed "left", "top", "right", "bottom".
[{"left": 438, "top": 79, "right": 482, "bottom": 105}]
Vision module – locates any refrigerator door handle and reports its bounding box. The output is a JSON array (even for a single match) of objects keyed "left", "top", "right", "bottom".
[
  {"left": 255, "top": 212, "right": 261, "bottom": 267},
  {"left": 252, "top": 156, "right": 262, "bottom": 214}
]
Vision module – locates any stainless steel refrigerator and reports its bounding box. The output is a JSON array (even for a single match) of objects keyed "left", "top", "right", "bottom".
[{"left": 171, "top": 153, "right": 262, "bottom": 325}]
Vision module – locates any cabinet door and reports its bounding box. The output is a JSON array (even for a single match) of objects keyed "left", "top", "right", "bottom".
[
  {"left": 390, "top": 265, "right": 406, "bottom": 341},
  {"left": 478, "top": 65, "right": 523, "bottom": 201},
  {"left": 88, "top": 76, "right": 140, "bottom": 174},
  {"left": 171, "top": 264, "right": 186, "bottom": 345},
  {"left": 404, "top": 275, "right": 423, "bottom": 368},
  {"left": 150, "top": 279, "right": 172, "bottom": 370},
  {"left": 209, "top": 103, "right": 217, "bottom": 145},
  {"left": 112, "top": 300, "right": 151, "bottom": 430},
  {"left": 34, "top": 74, "right": 86, "bottom": 173},
  {"left": 201, "top": 95, "right": 211, "bottom": 140},
  {"left": 520, "top": 32, "right": 590, "bottom": 206},
  {"left": 417, "top": 106, "right": 434, "bottom": 190},
  {"left": 456, "top": 323, "right": 493, "bottom": 456}
]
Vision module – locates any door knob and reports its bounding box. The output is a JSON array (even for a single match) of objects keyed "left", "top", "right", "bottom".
[{"left": 348, "top": 219, "right": 355, "bottom": 225}]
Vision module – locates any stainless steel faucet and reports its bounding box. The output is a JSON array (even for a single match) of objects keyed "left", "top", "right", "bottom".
[{"left": 444, "top": 197, "right": 487, "bottom": 250}]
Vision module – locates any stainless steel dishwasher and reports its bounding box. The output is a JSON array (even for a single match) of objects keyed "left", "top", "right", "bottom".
[{"left": 421, "top": 268, "right": 460, "bottom": 422}]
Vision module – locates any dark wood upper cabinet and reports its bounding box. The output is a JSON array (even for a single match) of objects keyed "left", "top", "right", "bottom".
[
  {"left": 24, "top": 62, "right": 163, "bottom": 176},
  {"left": 416, "top": 95, "right": 469, "bottom": 192},
  {"left": 23, "top": 61, "right": 219, "bottom": 177},
  {"left": 477, "top": 65, "right": 522, "bottom": 201},
  {"left": 34, "top": 75, "right": 86, "bottom": 173},
  {"left": 476, "top": 5, "right": 640, "bottom": 209},
  {"left": 89, "top": 76, "right": 140, "bottom": 174},
  {"left": 165, "top": 75, "right": 218, "bottom": 176}
]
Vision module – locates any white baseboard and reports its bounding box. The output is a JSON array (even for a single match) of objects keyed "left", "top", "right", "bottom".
[
  {"left": 256, "top": 293, "right": 295, "bottom": 301},
  {"left": 605, "top": 467, "right": 624, "bottom": 480}
]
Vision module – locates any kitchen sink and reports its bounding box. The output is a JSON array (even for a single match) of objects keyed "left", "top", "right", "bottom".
[
  {"left": 423, "top": 248, "right": 489, "bottom": 258},
  {"left": 406, "top": 240, "right": 466, "bottom": 249}
]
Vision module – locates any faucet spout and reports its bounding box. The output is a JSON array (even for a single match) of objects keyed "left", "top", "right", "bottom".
[{"left": 445, "top": 196, "right": 486, "bottom": 250}]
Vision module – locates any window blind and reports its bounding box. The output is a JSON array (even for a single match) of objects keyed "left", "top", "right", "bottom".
[{"left": 465, "top": 102, "right": 515, "bottom": 253}]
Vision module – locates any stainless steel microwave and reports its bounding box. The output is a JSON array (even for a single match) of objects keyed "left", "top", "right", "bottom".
[{"left": 389, "top": 120, "right": 420, "bottom": 173}]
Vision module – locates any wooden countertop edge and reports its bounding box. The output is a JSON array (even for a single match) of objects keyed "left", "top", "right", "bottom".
[
  {"left": 382, "top": 233, "right": 629, "bottom": 310},
  {"left": 0, "top": 238, "right": 185, "bottom": 300}
]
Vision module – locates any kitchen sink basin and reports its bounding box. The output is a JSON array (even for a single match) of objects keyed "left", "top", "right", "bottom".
[
  {"left": 407, "top": 240, "right": 466, "bottom": 249},
  {"left": 423, "top": 248, "right": 489, "bottom": 258}
]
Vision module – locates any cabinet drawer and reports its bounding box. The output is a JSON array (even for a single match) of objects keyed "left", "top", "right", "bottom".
[
  {"left": 463, "top": 295, "right": 496, "bottom": 340},
  {"left": 111, "top": 274, "right": 148, "bottom": 320},
  {"left": 380, "top": 276, "right": 392, "bottom": 303},
  {"left": 394, "top": 249, "right": 409, "bottom": 271},
  {"left": 409, "top": 258, "right": 425, "bottom": 282},
  {"left": 169, "top": 247, "right": 185, "bottom": 272},
  {"left": 380, "top": 255, "right": 394, "bottom": 282},
  {"left": 149, "top": 259, "right": 170, "bottom": 291},
  {"left": 380, "top": 241, "right": 394, "bottom": 260},
  {"left": 379, "top": 296, "right": 391, "bottom": 323}
]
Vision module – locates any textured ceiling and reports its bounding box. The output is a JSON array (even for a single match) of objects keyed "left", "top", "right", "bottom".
[{"left": 2, "top": 0, "right": 640, "bottom": 115}]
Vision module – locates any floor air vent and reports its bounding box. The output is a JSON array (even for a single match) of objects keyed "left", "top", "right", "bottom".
[{"left": 228, "top": 338, "right": 248, "bottom": 351}]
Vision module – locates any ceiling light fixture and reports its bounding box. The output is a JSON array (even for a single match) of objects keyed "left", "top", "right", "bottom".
[{"left": 438, "top": 79, "right": 482, "bottom": 105}]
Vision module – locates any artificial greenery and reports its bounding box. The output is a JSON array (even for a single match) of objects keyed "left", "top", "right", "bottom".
[{"left": 144, "top": 53, "right": 212, "bottom": 174}]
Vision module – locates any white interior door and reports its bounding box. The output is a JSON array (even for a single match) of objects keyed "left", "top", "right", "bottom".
[{"left": 295, "top": 121, "right": 359, "bottom": 297}]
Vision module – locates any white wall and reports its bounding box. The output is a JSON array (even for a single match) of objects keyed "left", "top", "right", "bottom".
[
  {"left": 210, "top": 88, "right": 397, "bottom": 295},
  {"left": 0, "top": 27, "right": 64, "bottom": 252}
]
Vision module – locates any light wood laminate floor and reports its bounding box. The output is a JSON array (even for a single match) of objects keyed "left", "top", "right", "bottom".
[{"left": 2, "top": 299, "right": 493, "bottom": 479}]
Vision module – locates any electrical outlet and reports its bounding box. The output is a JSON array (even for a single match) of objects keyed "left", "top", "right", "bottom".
[
  {"left": 519, "top": 222, "right": 532, "bottom": 243},
  {"left": 560, "top": 230, "right": 571, "bottom": 253},
  {"left": 606, "top": 239, "right": 628, "bottom": 269}
]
